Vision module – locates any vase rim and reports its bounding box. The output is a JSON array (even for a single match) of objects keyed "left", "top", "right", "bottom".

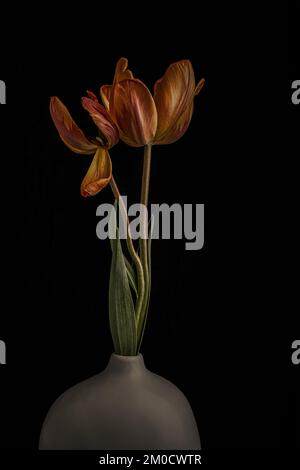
[
  {"left": 111, "top": 353, "right": 143, "bottom": 360},
  {"left": 107, "top": 353, "right": 146, "bottom": 373}
]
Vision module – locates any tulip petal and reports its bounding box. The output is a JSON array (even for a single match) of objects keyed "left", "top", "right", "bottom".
[
  {"left": 100, "top": 85, "right": 112, "bottom": 111},
  {"left": 155, "top": 103, "right": 194, "bottom": 145},
  {"left": 50, "top": 97, "right": 97, "bottom": 154},
  {"left": 81, "top": 95, "right": 119, "bottom": 148},
  {"left": 113, "top": 57, "right": 134, "bottom": 82},
  {"left": 86, "top": 90, "right": 99, "bottom": 102},
  {"left": 155, "top": 75, "right": 205, "bottom": 144},
  {"left": 195, "top": 78, "right": 205, "bottom": 96},
  {"left": 154, "top": 60, "right": 195, "bottom": 142},
  {"left": 110, "top": 79, "right": 158, "bottom": 147},
  {"left": 100, "top": 59, "right": 133, "bottom": 112},
  {"left": 80, "top": 147, "right": 112, "bottom": 197},
  {"left": 100, "top": 58, "right": 133, "bottom": 112}
]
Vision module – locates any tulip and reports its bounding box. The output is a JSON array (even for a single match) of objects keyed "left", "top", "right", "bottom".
[
  {"left": 50, "top": 92, "right": 119, "bottom": 197},
  {"left": 100, "top": 58, "right": 205, "bottom": 147}
]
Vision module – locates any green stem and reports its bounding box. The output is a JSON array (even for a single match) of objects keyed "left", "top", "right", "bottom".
[
  {"left": 110, "top": 176, "right": 145, "bottom": 322},
  {"left": 137, "top": 144, "right": 152, "bottom": 341}
]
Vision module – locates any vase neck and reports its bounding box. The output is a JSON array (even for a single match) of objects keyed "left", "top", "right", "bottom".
[{"left": 106, "top": 353, "right": 146, "bottom": 376}]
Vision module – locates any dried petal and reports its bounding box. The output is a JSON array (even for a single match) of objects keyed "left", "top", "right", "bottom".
[
  {"left": 50, "top": 97, "right": 97, "bottom": 154},
  {"left": 110, "top": 79, "right": 158, "bottom": 147},
  {"left": 80, "top": 147, "right": 112, "bottom": 197}
]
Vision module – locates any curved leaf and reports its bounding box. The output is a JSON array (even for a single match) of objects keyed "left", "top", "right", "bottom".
[{"left": 109, "top": 204, "right": 137, "bottom": 355}]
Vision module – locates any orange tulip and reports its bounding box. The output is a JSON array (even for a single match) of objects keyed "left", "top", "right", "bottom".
[
  {"left": 100, "top": 58, "right": 205, "bottom": 147},
  {"left": 50, "top": 92, "right": 119, "bottom": 197}
]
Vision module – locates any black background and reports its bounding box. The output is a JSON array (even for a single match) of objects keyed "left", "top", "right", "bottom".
[{"left": 0, "top": 2, "right": 299, "bottom": 455}]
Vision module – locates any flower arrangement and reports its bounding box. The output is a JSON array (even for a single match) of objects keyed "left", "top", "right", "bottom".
[{"left": 50, "top": 58, "right": 205, "bottom": 356}]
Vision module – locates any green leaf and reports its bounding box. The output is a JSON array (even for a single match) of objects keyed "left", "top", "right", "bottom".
[
  {"left": 108, "top": 200, "right": 118, "bottom": 253},
  {"left": 137, "top": 215, "right": 154, "bottom": 351},
  {"left": 109, "top": 200, "right": 138, "bottom": 298},
  {"left": 124, "top": 257, "right": 138, "bottom": 296},
  {"left": 109, "top": 204, "right": 137, "bottom": 356}
]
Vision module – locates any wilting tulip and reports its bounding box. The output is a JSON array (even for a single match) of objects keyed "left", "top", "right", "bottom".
[
  {"left": 100, "top": 58, "right": 205, "bottom": 147},
  {"left": 50, "top": 92, "right": 119, "bottom": 196}
]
